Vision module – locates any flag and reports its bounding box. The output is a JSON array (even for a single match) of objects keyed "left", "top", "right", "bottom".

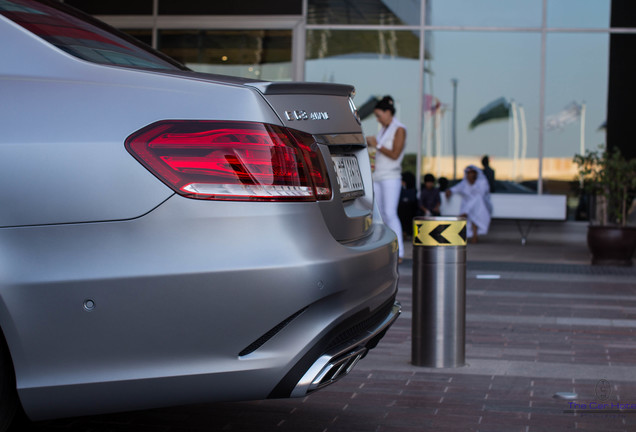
[
  {"left": 357, "top": 96, "right": 380, "bottom": 121},
  {"left": 546, "top": 102, "right": 582, "bottom": 131},
  {"left": 423, "top": 94, "right": 441, "bottom": 113},
  {"left": 469, "top": 97, "right": 510, "bottom": 130}
]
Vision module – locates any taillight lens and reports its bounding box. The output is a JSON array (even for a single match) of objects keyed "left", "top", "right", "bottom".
[
  {"left": 125, "top": 121, "right": 332, "bottom": 201},
  {"left": 287, "top": 129, "right": 332, "bottom": 200}
]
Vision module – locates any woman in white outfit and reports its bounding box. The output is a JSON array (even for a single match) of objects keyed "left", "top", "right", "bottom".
[
  {"left": 445, "top": 165, "right": 492, "bottom": 243},
  {"left": 367, "top": 96, "right": 407, "bottom": 261}
]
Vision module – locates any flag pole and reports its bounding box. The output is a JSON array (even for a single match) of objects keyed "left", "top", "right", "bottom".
[
  {"left": 580, "top": 102, "right": 586, "bottom": 156},
  {"left": 425, "top": 110, "right": 433, "bottom": 175},
  {"left": 508, "top": 100, "right": 512, "bottom": 171},
  {"left": 451, "top": 79, "right": 458, "bottom": 181},
  {"left": 511, "top": 100, "right": 519, "bottom": 180},
  {"left": 435, "top": 106, "right": 442, "bottom": 179},
  {"left": 519, "top": 105, "right": 527, "bottom": 182}
]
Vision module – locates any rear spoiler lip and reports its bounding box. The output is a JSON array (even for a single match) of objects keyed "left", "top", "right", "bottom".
[{"left": 247, "top": 81, "right": 355, "bottom": 97}]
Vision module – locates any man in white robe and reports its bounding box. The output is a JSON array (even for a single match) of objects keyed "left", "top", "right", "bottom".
[{"left": 445, "top": 165, "right": 492, "bottom": 243}]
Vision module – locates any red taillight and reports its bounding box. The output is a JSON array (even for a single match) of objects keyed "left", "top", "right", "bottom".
[
  {"left": 288, "top": 129, "right": 332, "bottom": 200},
  {"left": 125, "top": 121, "right": 332, "bottom": 201}
]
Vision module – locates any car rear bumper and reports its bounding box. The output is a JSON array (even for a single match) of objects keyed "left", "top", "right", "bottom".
[{"left": 1, "top": 195, "right": 399, "bottom": 420}]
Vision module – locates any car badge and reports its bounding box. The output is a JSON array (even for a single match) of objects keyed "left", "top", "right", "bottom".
[{"left": 284, "top": 110, "right": 329, "bottom": 121}]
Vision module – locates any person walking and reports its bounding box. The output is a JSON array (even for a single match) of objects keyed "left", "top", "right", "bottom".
[
  {"left": 481, "top": 155, "right": 496, "bottom": 193},
  {"left": 367, "top": 96, "right": 407, "bottom": 261},
  {"left": 445, "top": 165, "right": 492, "bottom": 243}
]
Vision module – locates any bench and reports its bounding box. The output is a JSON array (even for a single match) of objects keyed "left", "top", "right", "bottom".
[{"left": 440, "top": 193, "right": 568, "bottom": 245}]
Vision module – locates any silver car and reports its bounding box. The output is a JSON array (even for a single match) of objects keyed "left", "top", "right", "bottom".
[{"left": 0, "top": 0, "right": 400, "bottom": 429}]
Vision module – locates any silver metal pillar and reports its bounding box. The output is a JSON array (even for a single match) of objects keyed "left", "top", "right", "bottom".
[{"left": 411, "top": 216, "right": 466, "bottom": 368}]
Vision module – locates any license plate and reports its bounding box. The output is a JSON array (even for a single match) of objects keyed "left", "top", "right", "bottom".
[{"left": 332, "top": 155, "right": 364, "bottom": 199}]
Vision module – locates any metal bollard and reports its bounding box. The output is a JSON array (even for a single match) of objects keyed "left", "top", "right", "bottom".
[{"left": 411, "top": 216, "right": 467, "bottom": 368}]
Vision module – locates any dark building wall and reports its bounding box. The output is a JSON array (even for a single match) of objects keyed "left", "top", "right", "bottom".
[
  {"left": 64, "top": 0, "right": 302, "bottom": 15},
  {"left": 607, "top": 0, "right": 636, "bottom": 159}
]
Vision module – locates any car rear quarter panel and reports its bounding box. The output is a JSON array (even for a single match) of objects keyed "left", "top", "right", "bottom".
[{"left": 0, "top": 16, "right": 281, "bottom": 227}]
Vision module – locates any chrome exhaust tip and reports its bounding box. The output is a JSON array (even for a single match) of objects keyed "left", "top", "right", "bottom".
[
  {"left": 291, "top": 346, "right": 368, "bottom": 397},
  {"left": 287, "top": 301, "right": 400, "bottom": 398}
]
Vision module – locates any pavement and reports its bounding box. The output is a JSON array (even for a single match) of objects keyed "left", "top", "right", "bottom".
[{"left": 16, "top": 220, "right": 636, "bottom": 432}]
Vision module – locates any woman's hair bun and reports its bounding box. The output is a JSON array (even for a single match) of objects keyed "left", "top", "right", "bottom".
[{"left": 375, "top": 95, "right": 396, "bottom": 114}]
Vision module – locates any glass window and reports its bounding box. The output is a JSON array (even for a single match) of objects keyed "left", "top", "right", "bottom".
[
  {"left": 306, "top": 30, "right": 420, "bottom": 158},
  {"left": 306, "top": 29, "right": 419, "bottom": 60},
  {"left": 545, "top": 33, "right": 609, "bottom": 160},
  {"left": 423, "top": 31, "right": 541, "bottom": 184},
  {"left": 547, "top": 0, "right": 610, "bottom": 29},
  {"left": 158, "top": 30, "right": 293, "bottom": 81},
  {"left": 159, "top": 0, "right": 301, "bottom": 15},
  {"left": 429, "top": 0, "right": 541, "bottom": 28},
  {"left": 63, "top": 0, "right": 153, "bottom": 15},
  {"left": 308, "top": 0, "right": 421, "bottom": 26}
]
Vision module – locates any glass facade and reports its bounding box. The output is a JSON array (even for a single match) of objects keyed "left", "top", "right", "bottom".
[
  {"left": 158, "top": 0, "right": 302, "bottom": 15},
  {"left": 430, "top": 0, "right": 542, "bottom": 27},
  {"left": 547, "top": 0, "right": 611, "bottom": 28},
  {"left": 65, "top": 0, "right": 153, "bottom": 15},
  {"left": 307, "top": 0, "right": 421, "bottom": 26},
  {"left": 158, "top": 30, "right": 293, "bottom": 80},
  {"left": 422, "top": 31, "right": 541, "bottom": 182},
  {"left": 306, "top": 30, "right": 420, "bottom": 147},
  {"left": 545, "top": 33, "right": 609, "bottom": 158},
  {"left": 82, "top": 0, "right": 624, "bottom": 197},
  {"left": 306, "top": 29, "right": 419, "bottom": 60}
]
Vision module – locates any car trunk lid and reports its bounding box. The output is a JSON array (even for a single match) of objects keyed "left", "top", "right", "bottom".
[{"left": 248, "top": 82, "right": 375, "bottom": 243}]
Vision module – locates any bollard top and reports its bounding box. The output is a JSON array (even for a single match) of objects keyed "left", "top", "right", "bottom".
[
  {"left": 413, "top": 216, "right": 466, "bottom": 222},
  {"left": 413, "top": 217, "right": 467, "bottom": 246}
]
